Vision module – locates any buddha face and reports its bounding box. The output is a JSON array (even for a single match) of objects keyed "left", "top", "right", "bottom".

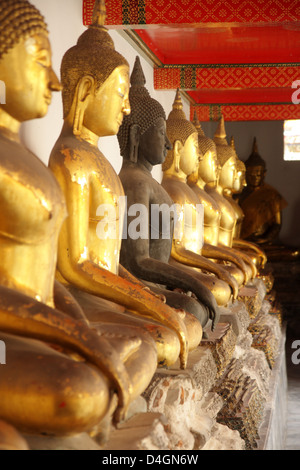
[
  {"left": 0, "top": 34, "right": 60, "bottom": 122},
  {"left": 198, "top": 148, "right": 219, "bottom": 184},
  {"left": 246, "top": 165, "right": 265, "bottom": 188},
  {"left": 139, "top": 117, "right": 171, "bottom": 166},
  {"left": 83, "top": 65, "right": 130, "bottom": 137},
  {"left": 179, "top": 132, "right": 200, "bottom": 176},
  {"left": 218, "top": 156, "right": 237, "bottom": 189}
]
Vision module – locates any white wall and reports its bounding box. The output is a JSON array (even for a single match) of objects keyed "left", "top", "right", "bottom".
[{"left": 23, "top": 0, "right": 190, "bottom": 183}]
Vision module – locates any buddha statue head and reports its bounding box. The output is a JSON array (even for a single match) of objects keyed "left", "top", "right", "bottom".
[
  {"left": 163, "top": 90, "right": 200, "bottom": 177},
  {"left": 191, "top": 111, "right": 219, "bottom": 185},
  {"left": 244, "top": 137, "right": 266, "bottom": 189},
  {"left": 117, "top": 55, "right": 171, "bottom": 166},
  {"left": 213, "top": 115, "right": 237, "bottom": 190},
  {"left": 0, "top": 0, "right": 61, "bottom": 127},
  {"left": 60, "top": 0, "right": 130, "bottom": 139}
]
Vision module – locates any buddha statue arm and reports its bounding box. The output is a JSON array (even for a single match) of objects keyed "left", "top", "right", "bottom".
[
  {"left": 171, "top": 243, "right": 239, "bottom": 299},
  {"left": 0, "top": 284, "right": 131, "bottom": 423},
  {"left": 202, "top": 242, "right": 251, "bottom": 282},
  {"left": 53, "top": 169, "right": 188, "bottom": 368},
  {"left": 209, "top": 242, "right": 250, "bottom": 283},
  {"left": 232, "top": 240, "right": 267, "bottom": 268},
  {"left": 53, "top": 280, "right": 90, "bottom": 325},
  {"left": 121, "top": 236, "right": 219, "bottom": 328},
  {"left": 229, "top": 246, "right": 257, "bottom": 278},
  {"left": 119, "top": 264, "right": 166, "bottom": 303}
]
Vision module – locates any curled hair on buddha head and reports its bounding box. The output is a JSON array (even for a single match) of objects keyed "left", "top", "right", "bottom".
[
  {"left": 245, "top": 137, "right": 266, "bottom": 170},
  {"left": 117, "top": 55, "right": 166, "bottom": 159},
  {"left": 191, "top": 110, "right": 217, "bottom": 158},
  {"left": 0, "top": 0, "right": 48, "bottom": 60},
  {"left": 163, "top": 89, "right": 196, "bottom": 171},
  {"left": 61, "top": 0, "right": 129, "bottom": 119},
  {"left": 213, "top": 115, "right": 236, "bottom": 168}
]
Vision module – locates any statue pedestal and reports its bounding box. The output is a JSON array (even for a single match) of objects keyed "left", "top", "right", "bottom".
[
  {"left": 257, "top": 325, "right": 287, "bottom": 450},
  {"left": 20, "top": 282, "right": 287, "bottom": 451}
]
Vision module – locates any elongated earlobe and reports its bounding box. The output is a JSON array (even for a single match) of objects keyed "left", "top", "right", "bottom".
[
  {"left": 73, "top": 100, "right": 85, "bottom": 136},
  {"left": 72, "top": 76, "right": 94, "bottom": 136},
  {"left": 174, "top": 140, "right": 182, "bottom": 173}
]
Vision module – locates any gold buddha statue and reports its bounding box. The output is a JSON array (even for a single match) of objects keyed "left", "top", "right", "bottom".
[
  {"left": 0, "top": 0, "right": 153, "bottom": 436},
  {"left": 117, "top": 57, "right": 217, "bottom": 337},
  {"left": 48, "top": 2, "right": 189, "bottom": 368},
  {"left": 160, "top": 90, "right": 241, "bottom": 309},
  {"left": 205, "top": 116, "right": 257, "bottom": 281},
  {"left": 238, "top": 137, "right": 299, "bottom": 260},
  {"left": 187, "top": 113, "right": 252, "bottom": 288},
  {"left": 224, "top": 137, "right": 267, "bottom": 269}
]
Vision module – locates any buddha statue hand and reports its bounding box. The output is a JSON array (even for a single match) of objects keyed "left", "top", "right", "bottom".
[
  {"left": 191, "top": 279, "right": 220, "bottom": 331},
  {"left": 212, "top": 264, "right": 239, "bottom": 300},
  {"left": 0, "top": 285, "right": 134, "bottom": 424}
]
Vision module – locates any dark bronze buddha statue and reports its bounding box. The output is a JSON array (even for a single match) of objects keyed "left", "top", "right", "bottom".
[{"left": 118, "top": 57, "right": 219, "bottom": 335}]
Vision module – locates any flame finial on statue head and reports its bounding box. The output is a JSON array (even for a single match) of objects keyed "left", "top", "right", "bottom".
[
  {"left": 91, "top": 0, "right": 106, "bottom": 27},
  {"left": 173, "top": 89, "right": 183, "bottom": 111},
  {"left": 245, "top": 137, "right": 266, "bottom": 169},
  {"left": 130, "top": 55, "right": 146, "bottom": 88},
  {"left": 214, "top": 115, "right": 226, "bottom": 140},
  {"left": 213, "top": 115, "right": 237, "bottom": 167},
  {"left": 230, "top": 136, "right": 237, "bottom": 154},
  {"left": 192, "top": 110, "right": 205, "bottom": 137},
  {"left": 117, "top": 55, "right": 166, "bottom": 159}
]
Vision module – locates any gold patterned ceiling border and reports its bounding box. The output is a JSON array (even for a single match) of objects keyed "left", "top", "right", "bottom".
[
  {"left": 83, "top": 0, "right": 300, "bottom": 26},
  {"left": 191, "top": 103, "right": 300, "bottom": 122},
  {"left": 154, "top": 63, "right": 300, "bottom": 90}
]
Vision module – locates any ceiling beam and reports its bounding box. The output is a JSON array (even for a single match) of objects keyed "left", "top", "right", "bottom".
[
  {"left": 83, "top": 0, "right": 300, "bottom": 26},
  {"left": 154, "top": 64, "right": 300, "bottom": 91},
  {"left": 191, "top": 103, "right": 300, "bottom": 121}
]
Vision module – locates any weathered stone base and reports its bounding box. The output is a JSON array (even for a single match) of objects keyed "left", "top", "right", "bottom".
[{"left": 19, "top": 280, "right": 285, "bottom": 451}]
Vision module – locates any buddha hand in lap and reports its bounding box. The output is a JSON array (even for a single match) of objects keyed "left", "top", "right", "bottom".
[
  {"left": 0, "top": 0, "right": 157, "bottom": 437},
  {"left": 48, "top": 5, "right": 188, "bottom": 368}
]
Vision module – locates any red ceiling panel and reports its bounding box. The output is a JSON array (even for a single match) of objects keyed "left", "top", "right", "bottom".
[{"left": 83, "top": 1, "right": 300, "bottom": 120}]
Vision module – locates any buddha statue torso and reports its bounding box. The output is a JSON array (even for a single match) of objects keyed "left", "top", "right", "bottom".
[
  {"left": 189, "top": 182, "right": 221, "bottom": 246},
  {"left": 120, "top": 162, "right": 174, "bottom": 266},
  {"left": 0, "top": 131, "right": 66, "bottom": 306},
  {"left": 51, "top": 136, "right": 124, "bottom": 276}
]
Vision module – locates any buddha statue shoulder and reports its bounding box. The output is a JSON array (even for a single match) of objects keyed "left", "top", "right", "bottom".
[
  {"left": 0, "top": 0, "right": 148, "bottom": 436},
  {"left": 117, "top": 57, "right": 218, "bottom": 336},
  {"left": 48, "top": 4, "right": 189, "bottom": 368}
]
